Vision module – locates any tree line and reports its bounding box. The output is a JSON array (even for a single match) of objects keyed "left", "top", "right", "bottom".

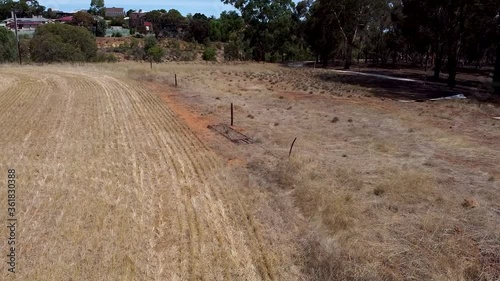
[
  {"left": 140, "top": 0, "right": 500, "bottom": 89},
  {"left": 1, "top": 0, "right": 500, "bottom": 92}
]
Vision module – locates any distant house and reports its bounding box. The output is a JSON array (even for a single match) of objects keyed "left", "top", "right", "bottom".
[
  {"left": 128, "top": 11, "right": 153, "bottom": 34},
  {"left": 129, "top": 11, "right": 146, "bottom": 29},
  {"left": 1, "top": 16, "right": 50, "bottom": 33},
  {"left": 105, "top": 7, "right": 125, "bottom": 18},
  {"left": 144, "top": 21, "right": 153, "bottom": 32},
  {"left": 55, "top": 16, "right": 73, "bottom": 23}
]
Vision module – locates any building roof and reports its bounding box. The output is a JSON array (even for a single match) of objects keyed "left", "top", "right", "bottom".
[
  {"left": 106, "top": 7, "right": 124, "bottom": 13},
  {"left": 2, "top": 17, "right": 49, "bottom": 24},
  {"left": 56, "top": 16, "right": 73, "bottom": 22}
]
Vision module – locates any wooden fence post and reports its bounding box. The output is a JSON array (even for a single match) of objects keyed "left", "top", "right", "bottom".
[
  {"left": 231, "top": 103, "right": 234, "bottom": 126},
  {"left": 289, "top": 137, "right": 297, "bottom": 157}
]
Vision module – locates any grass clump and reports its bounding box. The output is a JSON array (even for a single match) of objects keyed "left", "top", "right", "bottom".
[
  {"left": 202, "top": 46, "right": 217, "bottom": 61},
  {"left": 375, "top": 170, "right": 436, "bottom": 204}
]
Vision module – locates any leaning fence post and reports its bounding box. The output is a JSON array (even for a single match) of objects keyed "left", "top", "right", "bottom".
[{"left": 289, "top": 137, "right": 297, "bottom": 157}]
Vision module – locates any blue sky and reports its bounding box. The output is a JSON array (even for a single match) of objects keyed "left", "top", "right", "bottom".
[{"left": 40, "top": 0, "right": 237, "bottom": 17}]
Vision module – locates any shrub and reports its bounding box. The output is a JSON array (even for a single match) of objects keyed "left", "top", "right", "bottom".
[
  {"left": 30, "top": 24, "right": 97, "bottom": 63},
  {"left": 179, "top": 51, "right": 196, "bottom": 61},
  {"left": 0, "top": 27, "right": 17, "bottom": 63},
  {"left": 112, "top": 32, "right": 123, "bottom": 37},
  {"left": 143, "top": 35, "right": 157, "bottom": 53},
  {"left": 224, "top": 39, "right": 251, "bottom": 61},
  {"left": 202, "top": 46, "right": 217, "bottom": 61},
  {"left": 266, "top": 52, "right": 280, "bottom": 63},
  {"left": 224, "top": 41, "right": 240, "bottom": 61},
  {"left": 170, "top": 40, "right": 181, "bottom": 50},
  {"left": 109, "top": 17, "right": 125, "bottom": 27},
  {"left": 19, "top": 36, "right": 31, "bottom": 63},
  {"left": 128, "top": 38, "right": 144, "bottom": 61},
  {"left": 147, "top": 46, "right": 165, "bottom": 63},
  {"left": 168, "top": 49, "right": 182, "bottom": 59},
  {"left": 92, "top": 52, "right": 118, "bottom": 62},
  {"left": 113, "top": 42, "right": 130, "bottom": 53}
]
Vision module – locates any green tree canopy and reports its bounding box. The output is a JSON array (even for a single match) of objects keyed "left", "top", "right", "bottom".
[
  {"left": 145, "top": 9, "right": 187, "bottom": 38},
  {"left": 187, "top": 13, "right": 210, "bottom": 43},
  {"left": 0, "top": 27, "right": 17, "bottom": 62},
  {"left": 70, "top": 11, "right": 106, "bottom": 37},
  {"left": 0, "top": 0, "right": 45, "bottom": 20},
  {"left": 219, "top": 11, "right": 245, "bottom": 42},
  {"left": 147, "top": 45, "right": 165, "bottom": 63},
  {"left": 221, "top": 0, "right": 296, "bottom": 61},
  {"left": 89, "top": 0, "right": 105, "bottom": 16},
  {"left": 30, "top": 24, "right": 97, "bottom": 63},
  {"left": 401, "top": 0, "right": 500, "bottom": 86}
]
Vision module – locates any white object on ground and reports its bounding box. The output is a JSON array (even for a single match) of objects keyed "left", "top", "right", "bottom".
[
  {"left": 493, "top": 117, "right": 500, "bottom": 120},
  {"left": 330, "top": 69, "right": 420, "bottom": 83},
  {"left": 429, "top": 94, "right": 467, "bottom": 101}
]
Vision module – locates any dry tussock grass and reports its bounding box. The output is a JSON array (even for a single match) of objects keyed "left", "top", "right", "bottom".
[
  {"left": 374, "top": 170, "right": 437, "bottom": 204},
  {"left": 275, "top": 155, "right": 490, "bottom": 281}
]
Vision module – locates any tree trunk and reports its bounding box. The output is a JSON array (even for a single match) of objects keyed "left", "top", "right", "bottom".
[
  {"left": 433, "top": 58, "right": 442, "bottom": 80},
  {"left": 433, "top": 46, "right": 443, "bottom": 80},
  {"left": 447, "top": 1, "right": 467, "bottom": 88},
  {"left": 333, "top": 10, "right": 356, "bottom": 70},
  {"left": 344, "top": 42, "right": 352, "bottom": 69},
  {"left": 447, "top": 54, "right": 457, "bottom": 88},
  {"left": 424, "top": 52, "right": 429, "bottom": 72},
  {"left": 493, "top": 44, "right": 500, "bottom": 95},
  {"left": 321, "top": 51, "right": 329, "bottom": 68}
]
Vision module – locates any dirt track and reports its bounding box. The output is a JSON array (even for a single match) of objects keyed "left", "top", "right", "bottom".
[{"left": 0, "top": 66, "right": 297, "bottom": 280}]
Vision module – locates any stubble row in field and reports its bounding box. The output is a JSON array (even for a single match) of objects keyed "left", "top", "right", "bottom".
[{"left": 0, "top": 65, "right": 300, "bottom": 280}]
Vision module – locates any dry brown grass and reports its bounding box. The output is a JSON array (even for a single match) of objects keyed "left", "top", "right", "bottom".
[
  {"left": 275, "top": 156, "right": 492, "bottom": 281},
  {"left": 112, "top": 61, "right": 500, "bottom": 281},
  {"left": 0, "top": 64, "right": 302, "bottom": 280},
  {"left": 374, "top": 169, "right": 437, "bottom": 204},
  {"left": 3, "top": 61, "right": 497, "bottom": 280}
]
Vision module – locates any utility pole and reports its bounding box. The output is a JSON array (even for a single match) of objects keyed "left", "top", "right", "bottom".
[
  {"left": 12, "top": 8, "right": 22, "bottom": 65},
  {"left": 12, "top": 0, "right": 33, "bottom": 65}
]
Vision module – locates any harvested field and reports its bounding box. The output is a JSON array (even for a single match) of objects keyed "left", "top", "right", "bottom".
[
  {"left": 1, "top": 62, "right": 499, "bottom": 281},
  {"left": 0, "top": 65, "right": 300, "bottom": 280}
]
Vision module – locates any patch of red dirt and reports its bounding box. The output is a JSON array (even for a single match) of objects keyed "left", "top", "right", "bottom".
[
  {"left": 147, "top": 82, "right": 249, "bottom": 166},
  {"left": 147, "top": 82, "right": 215, "bottom": 140}
]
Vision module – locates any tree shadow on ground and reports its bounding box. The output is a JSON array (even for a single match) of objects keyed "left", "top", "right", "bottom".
[
  {"left": 315, "top": 71, "right": 481, "bottom": 100},
  {"left": 356, "top": 69, "right": 488, "bottom": 89}
]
